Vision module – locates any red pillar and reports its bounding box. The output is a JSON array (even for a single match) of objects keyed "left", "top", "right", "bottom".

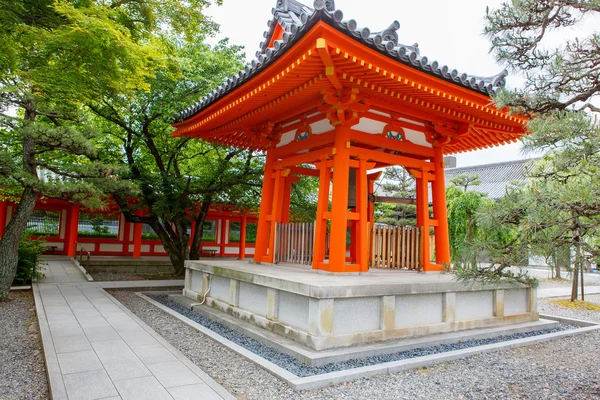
[
  {"left": 133, "top": 223, "right": 142, "bottom": 258},
  {"left": 66, "top": 206, "right": 80, "bottom": 257},
  {"left": 432, "top": 146, "right": 451, "bottom": 266},
  {"left": 357, "top": 157, "right": 369, "bottom": 272},
  {"left": 265, "top": 169, "right": 284, "bottom": 263},
  {"left": 219, "top": 218, "right": 227, "bottom": 256},
  {"left": 312, "top": 158, "right": 331, "bottom": 270},
  {"left": 239, "top": 212, "right": 247, "bottom": 259},
  {"left": 328, "top": 126, "right": 351, "bottom": 272},
  {"left": 417, "top": 174, "right": 432, "bottom": 270},
  {"left": 0, "top": 201, "right": 6, "bottom": 238},
  {"left": 254, "top": 153, "right": 276, "bottom": 263}
]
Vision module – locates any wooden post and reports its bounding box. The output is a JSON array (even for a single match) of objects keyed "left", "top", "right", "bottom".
[
  {"left": 133, "top": 222, "right": 143, "bottom": 258},
  {"left": 254, "top": 152, "right": 276, "bottom": 263},
  {"left": 312, "top": 158, "right": 331, "bottom": 270},
  {"left": 219, "top": 218, "right": 227, "bottom": 256},
  {"left": 0, "top": 201, "right": 6, "bottom": 238},
  {"left": 281, "top": 175, "right": 299, "bottom": 224},
  {"left": 66, "top": 206, "right": 80, "bottom": 257},
  {"left": 357, "top": 157, "right": 369, "bottom": 272},
  {"left": 328, "top": 126, "right": 351, "bottom": 272},
  {"left": 239, "top": 212, "right": 247, "bottom": 259},
  {"left": 432, "top": 146, "right": 451, "bottom": 267},
  {"left": 266, "top": 168, "right": 284, "bottom": 263},
  {"left": 418, "top": 175, "right": 431, "bottom": 270}
]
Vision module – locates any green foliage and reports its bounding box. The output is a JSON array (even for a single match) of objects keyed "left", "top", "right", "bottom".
[
  {"left": 449, "top": 173, "right": 481, "bottom": 192},
  {"left": 452, "top": 262, "right": 538, "bottom": 288},
  {"left": 14, "top": 233, "right": 45, "bottom": 284},
  {"left": 376, "top": 166, "right": 416, "bottom": 226}
]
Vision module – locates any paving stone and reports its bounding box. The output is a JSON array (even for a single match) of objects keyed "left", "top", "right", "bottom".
[
  {"left": 91, "top": 340, "right": 151, "bottom": 381},
  {"left": 113, "top": 376, "right": 173, "bottom": 400},
  {"left": 53, "top": 334, "right": 93, "bottom": 354},
  {"left": 49, "top": 322, "right": 84, "bottom": 338},
  {"left": 83, "top": 325, "right": 121, "bottom": 342},
  {"left": 130, "top": 343, "right": 178, "bottom": 364},
  {"left": 63, "top": 370, "right": 118, "bottom": 400},
  {"left": 168, "top": 383, "right": 223, "bottom": 400},
  {"left": 58, "top": 350, "right": 103, "bottom": 374},
  {"left": 147, "top": 361, "right": 203, "bottom": 388}
]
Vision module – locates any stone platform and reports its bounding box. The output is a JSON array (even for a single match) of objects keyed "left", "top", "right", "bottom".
[{"left": 183, "top": 260, "right": 538, "bottom": 351}]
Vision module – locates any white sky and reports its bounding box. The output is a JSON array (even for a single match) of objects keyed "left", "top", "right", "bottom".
[{"left": 203, "top": 0, "right": 538, "bottom": 167}]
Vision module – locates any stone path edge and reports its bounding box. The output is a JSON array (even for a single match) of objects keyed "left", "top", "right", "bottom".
[
  {"left": 135, "top": 291, "right": 600, "bottom": 391},
  {"left": 32, "top": 284, "right": 68, "bottom": 400},
  {"left": 71, "top": 258, "right": 94, "bottom": 282},
  {"left": 101, "top": 288, "right": 235, "bottom": 400}
]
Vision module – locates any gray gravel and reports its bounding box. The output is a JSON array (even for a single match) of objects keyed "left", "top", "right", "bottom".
[
  {"left": 110, "top": 289, "right": 600, "bottom": 400},
  {"left": 0, "top": 291, "right": 48, "bottom": 399},
  {"left": 539, "top": 294, "right": 600, "bottom": 323},
  {"left": 150, "top": 294, "right": 573, "bottom": 377}
]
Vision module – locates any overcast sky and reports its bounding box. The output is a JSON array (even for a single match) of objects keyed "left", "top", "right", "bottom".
[{"left": 203, "top": 0, "right": 534, "bottom": 167}]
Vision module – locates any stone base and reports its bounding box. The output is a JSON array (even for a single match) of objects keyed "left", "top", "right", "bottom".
[{"left": 183, "top": 260, "right": 538, "bottom": 351}]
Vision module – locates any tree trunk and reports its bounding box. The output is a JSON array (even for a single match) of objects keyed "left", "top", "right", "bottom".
[
  {"left": 0, "top": 108, "right": 39, "bottom": 301},
  {"left": 0, "top": 187, "right": 39, "bottom": 301},
  {"left": 189, "top": 199, "right": 211, "bottom": 260}
]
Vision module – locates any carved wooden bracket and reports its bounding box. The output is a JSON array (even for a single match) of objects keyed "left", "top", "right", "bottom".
[
  {"left": 318, "top": 87, "right": 370, "bottom": 126},
  {"left": 250, "top": 122, "right": 281, "bottom": 149},
  {"left": 425, "top": 119, "right": 472, "bottom": 146}
]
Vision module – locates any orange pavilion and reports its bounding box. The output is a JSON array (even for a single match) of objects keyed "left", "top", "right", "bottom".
[
  {"left": 173, "top": 0, "right": 527, "bottom": 274},
  {"left": 171, "top": 0, "right": 538, "bottom": 355}
]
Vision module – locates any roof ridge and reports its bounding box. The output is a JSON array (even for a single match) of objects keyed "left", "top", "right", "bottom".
[{"left": 174, "top": 0, "right": 510, "bottom": 123}]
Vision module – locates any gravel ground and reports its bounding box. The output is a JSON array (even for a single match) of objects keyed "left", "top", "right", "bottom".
[
  {"left": 110, "top": 289, "right": 600, "bottom": 400},
  {"left": 90, "top": 271, "right": 180, "bottom": 281},
  {"left": 0, "top": 290, "right": 48, "bottom": 400},
  {"left": 150, "top": 294, "right": 573, "bottom": 377},
  {"left": 539, "top": 294, "right": 600, "bottom": 323}
]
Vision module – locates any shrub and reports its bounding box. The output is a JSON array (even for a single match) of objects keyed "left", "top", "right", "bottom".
[{"left": 14, "top": 233, "right": 46, "bottom": 284}]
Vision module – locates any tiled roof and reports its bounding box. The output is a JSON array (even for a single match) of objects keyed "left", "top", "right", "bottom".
[
  {"left": 174, "top": 0, "right": 508, "bottom": 123},
  {"left": 445, "top": 158, "right": 539, "bottom": 199}
]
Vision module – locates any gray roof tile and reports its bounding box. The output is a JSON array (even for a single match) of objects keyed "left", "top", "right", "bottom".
[{"left": 174, "top": 0, "right": 508, "bottom": 123}]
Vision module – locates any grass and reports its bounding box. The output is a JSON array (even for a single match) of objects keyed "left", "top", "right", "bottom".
[{"left": 551, "top": 299, "right": 600, "bottom": 311}]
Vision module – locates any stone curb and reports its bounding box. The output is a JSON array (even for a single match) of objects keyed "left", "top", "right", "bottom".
[
  {"left": 32, "top": 284, "right": 68, "bottom": 400},
  {"left": 102, "top": 289, "right": 236, "bottom": 400},
  {"left": 136, "top": 292, "right": 298, "bottom": 381},
  {"left": 71, "top": 257, "right": 94, "bottom": 282},
  {"left": 135, "top": 291, "right": 600, "bottom": 391}
]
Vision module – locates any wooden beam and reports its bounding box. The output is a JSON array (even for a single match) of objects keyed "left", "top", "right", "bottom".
[{"left": 370, "top": 196, "right": 416, "bottom": 205}]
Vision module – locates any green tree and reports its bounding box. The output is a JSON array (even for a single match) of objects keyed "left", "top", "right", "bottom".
[
  {"left": 486, "top": 0, "right": 600, "bottom": 300},
  {"left": 0, "top": 0, "right": 164, "bottom": 300},
  {"left": 88, "top": 36, "right": 265, "bottom": 274},
  {"left": 376, "top": 166, "right": 417, "bottom": 226}
]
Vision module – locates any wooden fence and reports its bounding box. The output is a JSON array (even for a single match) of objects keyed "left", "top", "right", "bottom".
[
  {"left": 370, "top": 225, "right": 420, "bottom": 270},
  {"left": 274, "top": 222, "right": 315, "bottom": 265}
]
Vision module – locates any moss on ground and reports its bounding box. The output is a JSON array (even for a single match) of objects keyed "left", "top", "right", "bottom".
[{"left": 551, "top": 299, "right": 600, "bottom": 311}]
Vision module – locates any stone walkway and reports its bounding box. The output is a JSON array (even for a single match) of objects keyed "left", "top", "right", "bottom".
[
  {"left": 39, "top": 256, "right": 89, "bottom": 283},
  {"left": 34, "top": 260, "right": 232, "bottom": 400}
]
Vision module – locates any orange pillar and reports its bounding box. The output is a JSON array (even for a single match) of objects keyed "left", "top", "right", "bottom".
[
  {"left": 432, "top": 146, "right": 451, "bottom": 266},
  {"left": 66, "top": 206, "right": 79, "bottom": 257},
  {"left": 265, "top": 168, "right": 284, "bottom": 263},
  {"left": 312, "top": 158, "right": 331, "bottom": 270},
  {"left": 417, "top": 175, "right": 431, "bottom": 270},
  {"left": 0, "top": 201, "right": 6, "bottom": 238},
  {"left": 357, "top": 157, "right": 369, "bottom": 272},
  {"left": 280, "top": 175, "right": 295, "bottom": 223},
  {"left": 239, "top": 212, "right": 247, "bottom": 260},
  {"left": 328, "top": 126, "right": 351, "bottom": 272},
  {"left": 133, "top": 223, "right": 142, "bottom": 258},
  {"left": 254, "top": 153, "right": 276, "bottom": 263}
]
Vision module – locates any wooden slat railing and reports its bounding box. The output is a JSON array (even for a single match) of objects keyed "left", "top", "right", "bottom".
[
  {"left": 274, "top": 222, "right": 315, "bottom": 265},
  {"left": 369, "top": 225, "right": 420, "bottom": 270}
]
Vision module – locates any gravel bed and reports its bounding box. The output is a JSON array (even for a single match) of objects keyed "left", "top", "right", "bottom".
[
  {"left": 0, "top": 291, "right": 49, "bottom": 399},
  {"left": 539, "top": 294, "right": 600, "bottom": 323},
  {"left": 150, "top": 294, "right": 573, "bottom": 377},
  {"left": 110, "top": 289, "right": 600, "bottom": 399}
]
